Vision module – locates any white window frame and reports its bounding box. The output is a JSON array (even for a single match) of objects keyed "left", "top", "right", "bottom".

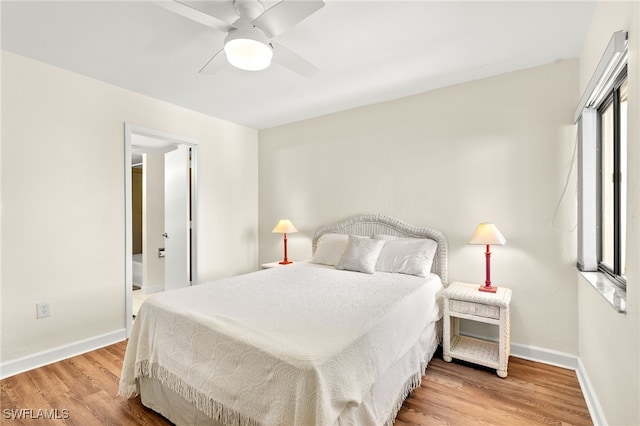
[
  {"left": 576, "top": 31, "right": 627, "bottom": 270},
  {"left": 596, "top": 72, "right": 627, "bottom": 286},
  {"left": 575, "top": 31, "right": 628, "bottom": 313}
]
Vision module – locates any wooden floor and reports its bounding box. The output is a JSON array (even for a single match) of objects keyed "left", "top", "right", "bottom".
[
  {"left": 0, "top": 341, "right": 592, "bottom": 425},
  {"left": 396, "top": 354, "right": 592, "bottom": 425}
]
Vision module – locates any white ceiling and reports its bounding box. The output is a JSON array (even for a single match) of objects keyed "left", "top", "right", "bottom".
[{"left": 1, "top": 0, "right": 596, "bottom": 129}]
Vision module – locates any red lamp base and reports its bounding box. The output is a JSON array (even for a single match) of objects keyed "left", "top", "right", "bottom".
[
  {"left": 479, "top": 245, "right": 497, "bottom": 292},
  {"left": 279, "top": 233, "right": 293, "bottom": 265}
]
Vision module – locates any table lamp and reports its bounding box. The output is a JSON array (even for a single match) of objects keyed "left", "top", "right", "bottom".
[
  {"left": 469, "top": 223, "right": 506, "bottom": 292},
  {"left": 272, "top": 219, "right": 298, "bottom": 265}
]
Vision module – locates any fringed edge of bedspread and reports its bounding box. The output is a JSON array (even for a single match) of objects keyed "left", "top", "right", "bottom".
[
  {"left": 120, "top": 360, "right": 262, "bottom": 426},
  {"left": 118, "top": 382, "right": 138, "bottom": 399},
  {"left": 383, "top": 339, "right": 440, "bottom": 426}
]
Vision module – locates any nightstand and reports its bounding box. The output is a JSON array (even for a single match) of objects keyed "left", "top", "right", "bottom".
[
  {"left": 442, "top": 281, "right": 512, "bottom": 377},
  {"left": 260, "top": 261, "right": 291, "bottom": 269}
]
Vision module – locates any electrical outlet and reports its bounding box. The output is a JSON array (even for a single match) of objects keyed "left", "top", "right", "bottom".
[{"left": 36, "top": 302, "right": 50, "bottom": 319}]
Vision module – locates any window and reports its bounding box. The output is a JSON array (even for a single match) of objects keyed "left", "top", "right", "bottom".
[
  {"left": 576, "top": 31, "right": 627, "bottom": 312},
  {"left": 597, "top": 69, "right": 627, "bottom": 287}
]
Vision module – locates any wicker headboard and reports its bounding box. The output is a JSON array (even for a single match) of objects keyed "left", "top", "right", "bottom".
[{"left": 312, "top": 214, "right": 448, "bottom": 285}]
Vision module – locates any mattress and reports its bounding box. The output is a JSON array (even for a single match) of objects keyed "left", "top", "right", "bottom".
[{"left": 119, "top": 262, "right": 443, "bottom": 425}]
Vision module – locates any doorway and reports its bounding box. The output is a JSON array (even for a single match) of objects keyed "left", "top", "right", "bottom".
[{"left": 124, "top": 123, "right": 199, "bottom": 336}]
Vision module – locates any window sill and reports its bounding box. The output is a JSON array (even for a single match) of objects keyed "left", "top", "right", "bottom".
[{"left": 579, "top": 271, "right": 626, "bottom": 313}]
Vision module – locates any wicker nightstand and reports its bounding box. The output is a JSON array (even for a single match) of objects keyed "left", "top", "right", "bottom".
[
  {"left": 260, "top": 261, "right": 295, "bottom": 269},
  {"left": 442, "top": 281, "right": 512, "bottom": 377}
]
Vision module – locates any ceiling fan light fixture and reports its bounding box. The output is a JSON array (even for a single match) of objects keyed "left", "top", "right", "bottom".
[{"left": 224, "top": 27, "right": 273, "bottom": 71}]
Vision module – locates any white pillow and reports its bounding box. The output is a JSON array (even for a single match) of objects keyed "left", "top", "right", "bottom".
[
  {"left": 373, "top": 235, "right": 438, "bottom": 277},
  {"left": 310, "top": 233, "right": 349, "bottom": 266},
  {"left": 335, "top": 235, "right": 385, "bottom": 274}
]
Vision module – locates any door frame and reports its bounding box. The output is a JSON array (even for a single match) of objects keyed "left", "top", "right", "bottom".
[{"left": 124, "top": 123, "right": 199, "bottom": 336}]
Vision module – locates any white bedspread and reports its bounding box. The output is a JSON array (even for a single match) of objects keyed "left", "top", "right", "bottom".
[{"left": 119, "top": 262, "right": 443, "bottom": 426}]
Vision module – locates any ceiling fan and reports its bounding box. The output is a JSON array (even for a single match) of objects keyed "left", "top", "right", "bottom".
[{"left": 158, "top": 0, "right": 325, "bottom": 77}]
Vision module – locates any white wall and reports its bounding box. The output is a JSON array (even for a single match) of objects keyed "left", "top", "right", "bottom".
[
  {"left": 577, "top": 2, "right": 640, "bottom": 425},
  {"left": 259, "top": 59, "right": 579, "bottom": 354},
  {"left": 0, "top": 51, "right": 259, "bottom": 365}
]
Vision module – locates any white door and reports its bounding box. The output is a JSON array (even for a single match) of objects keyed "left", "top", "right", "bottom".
[{"left": 164, "top": 145, "right": 190, "bottom": 290}]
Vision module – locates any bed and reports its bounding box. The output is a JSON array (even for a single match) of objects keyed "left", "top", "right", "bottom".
[{"left": 119, "top": 214, "right": 448, "bottom": 426}]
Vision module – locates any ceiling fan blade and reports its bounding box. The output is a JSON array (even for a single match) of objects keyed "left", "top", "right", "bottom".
[
  {"left": 253, "top": 0, "right": 325, "bottom": 39},
  {"left": 271, "top": 41, "right": 319, "bottom": 78},
  {"left": 153, "top": 0, "right": 234, "bottom": 32},
  {"left": 199, "top": 48, "right": 228, "bottom": 75},
  {"left": 176, "top": 0, "right": 240, "bottom": 25}
]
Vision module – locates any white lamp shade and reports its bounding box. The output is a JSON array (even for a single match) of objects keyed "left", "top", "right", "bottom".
[
  {"left": 469, "top": 223, "right": 506, "bottom": 245},
  {"left": 272, "top": 219, "right": 298, "bottom": 234},
  {"left": 224, "top": 25, "right": 273, "bottom": 71},
  {"left": 224, "top": 38, "right": 272, "bottom": 71}
]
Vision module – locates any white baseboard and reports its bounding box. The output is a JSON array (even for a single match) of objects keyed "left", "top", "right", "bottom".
[
  {"left": 509, "top": 341, "right": 578, "bottom": 369},
  {"left": 0, "top": 329, "right": 127, "bottom": 380},
  {"left": 575, "top": 357, "right": 607, "bottom": 426}
]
